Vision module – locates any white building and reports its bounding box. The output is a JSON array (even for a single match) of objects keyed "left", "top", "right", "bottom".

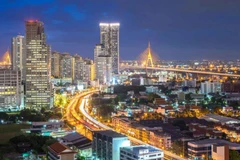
[
  {"left": 94, "top": 44, "right": 112, "bottom": 84},
  {"left": 93, "top": 130, "right": 130, "bottom": 160},
  {"left": 100, "top": 23, "right": 120, "bottom": 74},
  {"left": 201, "top": 81, "right": 221, "bottom": 94},
  {"left": 11, "top": 35, "right": 25, "bottom": 80},
  {"left": 120, "top": 145, "right": 164, "bottom": 160}
]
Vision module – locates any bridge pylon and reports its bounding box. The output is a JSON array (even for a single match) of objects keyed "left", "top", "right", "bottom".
[{"left": 146, "top": 42, "right": 154, "bottom": 68}]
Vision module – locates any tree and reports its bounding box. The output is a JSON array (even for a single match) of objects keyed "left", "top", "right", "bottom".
[
  {"left": 230, "top": 150, "right": 240, "bottom": 160},
  {"left": 0, "top": 112, "right": 9, "bottom": 121},
  {"left": 171, "top": 141, "right": 183, "bottom": 156},
  {"left": 185, "top": 93, "right": 193, "bottom": 103},
  {"left": 172, "top": 120, "right": 187, "bottom": 131},
  {"left": 148, "top": 93, "right": 160, "bottom": 102},
  {"left": 213, "top": 106, "right": 222, "bottom": 114}
]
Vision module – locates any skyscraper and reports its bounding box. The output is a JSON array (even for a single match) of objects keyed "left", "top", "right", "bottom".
[
  {"left": 11, "top": 35, "right": 26, "bottom": 80},
  {"left": 99, "top": 23, "right": 120, "bottom": 74},
  {"left": 60, "top": 53, "right": 74, "bottom": 80},
  {"left": 25, "top": 20, "right": 51, "bottom": 109},
  {"left": 94, "top": 44, "right": 112, "bottom": 84}
]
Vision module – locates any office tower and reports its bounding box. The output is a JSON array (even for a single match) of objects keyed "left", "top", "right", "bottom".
[
  {"left": 25, "top": 20, "right": 51, "bottom": 109},
  {"left": 51, "top": 51, "right": 61, "bottom": 78},
  {"left": 99, "top": 23, "right": 120, "bottom": 74},
  {"left": 92, "top": 130, "right": 130, "bottom": 160},
  {"left": 60, "top": 53, "right": 74, "bottom": 80},
  {"left": 0, "top": 69, "right": 23, "bottom": 111},
  {"left": 94, "top": 44, "right": 112, "bottom": 84},
  {"left": 120, "top": 145, "right": 164, "bottom": 160},
  {"left": 11, "top": 35, "right": 26, "bottom": 80}
]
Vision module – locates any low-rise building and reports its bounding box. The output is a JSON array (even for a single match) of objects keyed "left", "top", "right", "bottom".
[
  {"left": 60, "top": 132, "right": 92, "bottom": 160},
  {"left": 21, "top": 120, "right": 65, "bottom": 136},
  {"left": 120, "top": 145, "right": 164, "bottom": 160},
  {"left": 212, "top": 144, "right": 229, "bottom": 160},
  {"left": 149, "top": 132, "right": 171, "bottom": 149},
  {"left": 188, "top": 139, "right": 240, "bottom": 160},
  {"left": 48, "top": 142, "right": 77, "bottom": 160},
  {"left": 200, "top": 114, "right": 240, "bottom": 125}
]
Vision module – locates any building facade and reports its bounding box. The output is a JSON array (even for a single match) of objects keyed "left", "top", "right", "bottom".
[
  {"left": 0, "top": 69, "right": 23, "bottom": 111},
  {"left": 100, "top": 23, "right": 120, "bottom": 74},
  {"left": 92, "top": 130, "right": 130, "bottom": 160},
  {"left": 73, "top": 54, "right": 83, "bottom": 83},
  {"left": 94, "top": 44, "right": 112, "bottom": 84},
  {"left": 25, "top": 20, "right": 51, "bottom": 109},
  {"left": 60, "top": 53, "right": 74, "bottom": 80},
  {"left": 51, "top": 51, "right": 61, "bottom": 78},
  {"left": 11, "top": 35, "right": 25, "bottom": 80}
]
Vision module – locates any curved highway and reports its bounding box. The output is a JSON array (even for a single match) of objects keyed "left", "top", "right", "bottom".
[{"left": 79, "top": 93, "right": 187, "bottom": 160}]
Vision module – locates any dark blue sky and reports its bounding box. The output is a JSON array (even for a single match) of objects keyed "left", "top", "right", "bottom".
[{"left": 0, "top": 0, "right": 240, "bottom": 60}]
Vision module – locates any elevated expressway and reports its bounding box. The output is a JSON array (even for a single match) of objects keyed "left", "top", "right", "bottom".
[
  {"left": 120, "top": 65, "right": 240, "bottom": 77},
  {"left": 76, "top": 92, "right": 187, "bottom": 160}
]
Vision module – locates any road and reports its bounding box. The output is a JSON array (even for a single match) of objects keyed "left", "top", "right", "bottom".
[
  {"left": 78, "top": 93, "right": 187, "bottom": 160},
  {"left": 121, "top": 65, "right": 240, "bottom": 77}
]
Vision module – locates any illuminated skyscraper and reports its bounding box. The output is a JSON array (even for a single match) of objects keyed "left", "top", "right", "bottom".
[
  {"left": 99, "top": 23, "right": 120, "bottom": 74},
  {"left": 25, "top": 20, "right": 51, "bottom": 109}
]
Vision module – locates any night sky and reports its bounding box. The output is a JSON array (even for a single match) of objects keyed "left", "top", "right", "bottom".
[{"left": 0, "top": 0, "right": 240, "bottom": 60}]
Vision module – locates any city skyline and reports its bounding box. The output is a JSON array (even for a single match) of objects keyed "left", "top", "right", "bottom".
[{"left": 0, "top": 0, "right": 240, "bottom": 60}]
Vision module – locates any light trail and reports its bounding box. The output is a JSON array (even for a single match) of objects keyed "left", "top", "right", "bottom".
[{"left": 79, "top": 93, "right": 187, "bottom": 160}]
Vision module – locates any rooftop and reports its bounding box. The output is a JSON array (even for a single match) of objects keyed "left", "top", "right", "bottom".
[
  {"left": 48, "top": 142, "right": 76, "bottom": 154},
  {"left": 94, "top": 130, "right": 127, "bottom": 138},
  {"left": 200, "top": 114, "right": 240, "bottom": 124},
  {"left": 121, "top": 145, "right": 163, "bottom": 156},
  {"left": 188, "top": 139, "right": 240, "bottom": 149}
]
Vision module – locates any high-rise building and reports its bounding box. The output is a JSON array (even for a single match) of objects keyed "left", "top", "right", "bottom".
[
  {"left": 96, "top": 56, "right": 112, "bottom": 84},
  {"left": 11, "top": 35, "right": 26, "bottom": 80},
  {"left": 200, "top": 81, "right": 221, "bottom": 94},
  {"left": 51, "top": 51, "right": 61, "bottom": 78},
  {"left": 82, "top": 59, "right": 94, "bottom": 82},
  {"left": 73, "top": 54, "right": 83, "bottom": 83},
  {"left": 60, "top": 53, "right": 74, "bottom": 80},
  {"left": 0, "top": 69, "right": 23, "bottom": 111},
  {"left": 92, "top": 130, "right": 130, "bottom": 160},
  {"left": 99, "top": 23, "right": 120, "bottom": 74},
  {"left": 94, "top": 44, "right": 112, "bottom": 84},
  {"left": 25, "top": 20, "right": 51, "bottom": 109}
]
